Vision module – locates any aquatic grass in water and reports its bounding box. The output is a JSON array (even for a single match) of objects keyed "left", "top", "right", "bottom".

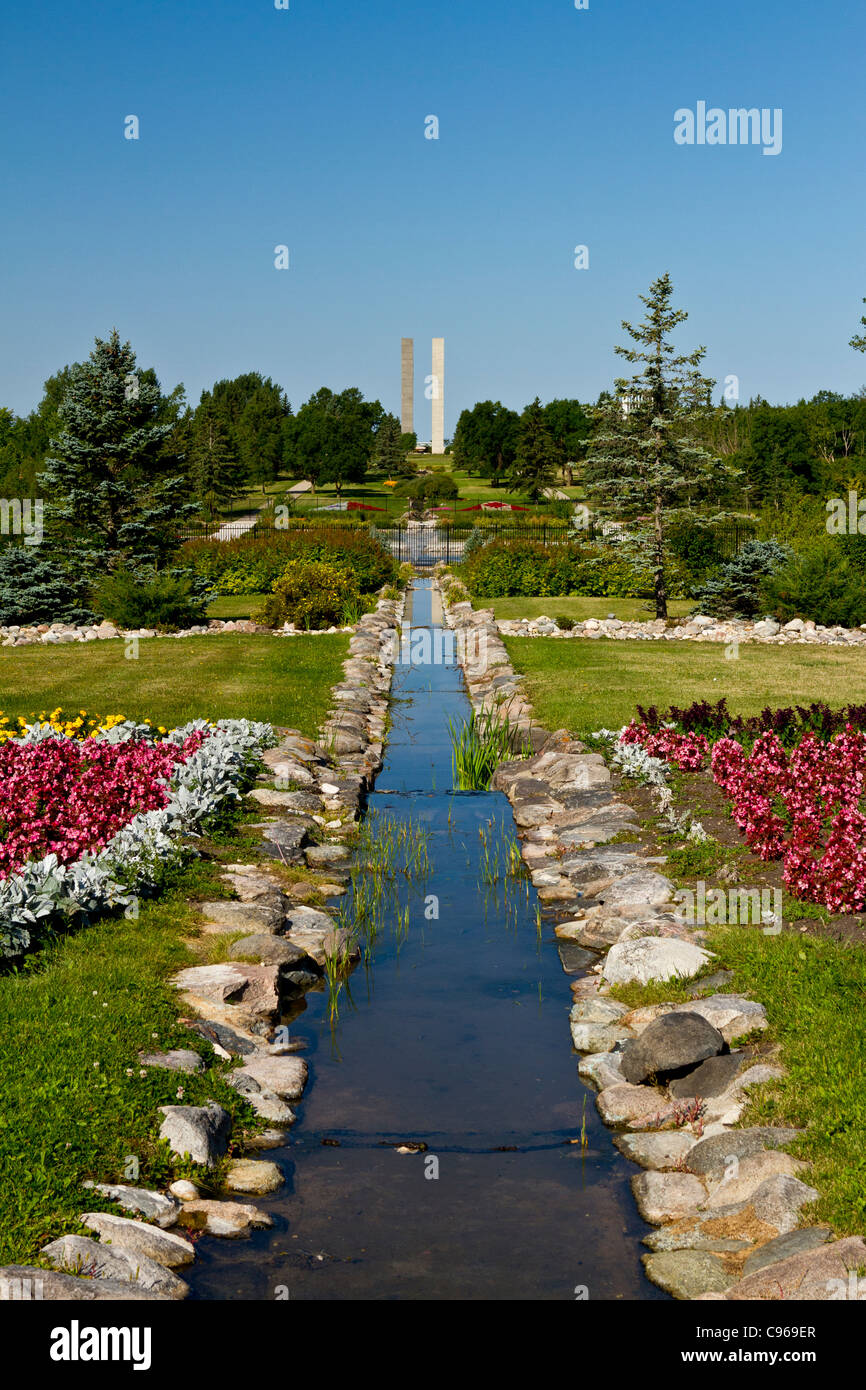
[
  {"left": 447, "top": 702, "right": 533, "bottom": 792},
  {"left": 334, "top": 810, "right": 431, "bottom": 970}
]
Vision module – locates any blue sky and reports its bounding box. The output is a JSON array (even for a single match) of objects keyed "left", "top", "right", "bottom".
[{"left": 2, "top": 0, "right": 865, "bottom": 433}]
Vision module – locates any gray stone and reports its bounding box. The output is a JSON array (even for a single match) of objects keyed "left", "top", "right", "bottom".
[
  {"left": 578, "top": 1049, "right": 625, "bottom": 1090},
  {"left": 668, "top": 1051, "right": 746, "bottom": 1099},
  {"left": 251, "top": 788, "right": 321, "bottom": 811},
  {"left": 742, "top": 1227, "right": 834, "bottom": 1277},
  {"left": 260, "top": 819, "right": 310, "bottom": 861},
  {"left": 158, "top": 1101, "right": 231, "bottom": 1167},
  {"left": 176, "top": 1199, "right": 274, "bottom": 1237},
  {"left": 673, "top": 994, "right": 768, "bottom": 1044},
  {"left": 620, "top": 1011, "right": 725, "bottom": 1085},
  {"left": 229, "top": 935, "right": 312, "bottom": 967},
  {"left": 749, "top": 1175, "right": 819, "bottom": 1234},
  {"left": 137, "top": 1049, "right": 203, "bottom": 1074},
  {"left": 187, "top": 1018, "right": 258, "bottom": 1057},
  {"left": 686, "top": 1127, "right": 800, "bottom": 1179},
  {"left": 41, "top": 1235, "right": 188, "bottom": 1299},
  {"left": 0, "top": 1265, "right": 170, "bottom": 1301},
  {"left": 601, "top": 870, "right": 675, "bottom": 914},
  {"left": 602, "top": 937, "right": 713, "bottom": 986},
  {"left": 596, "top": 1082, "right": 669, "bottom": 1127},
  {"left": 224, "top": 1159, "right": 284, "bottom": 1195},
  {"left": 569, "top": 997, "right": 632, "bottom": 1053},
  {"left": 642, "top": 1249, "right": 731, "bottom": 1299},
  {"left": 197, "top": 899, "right": 284, "bottom": 934},
  {"left": 557, "top": 942, "right": 599, "bottom": 974},
  {"left": 632, "top": 1171, "right": 707, "bottom": 1224},
  {"left": 643, "top": 1228, "right": 752, "bottom": 1255},
  {"left": 728, "top": 1236, "right": 866, "bottom": 1301},
  {"left": 80, "top": 1213, "right": 195, "bottom": 1268},
  {"left": 83, "top": 1184, "right": 180, "bottom": 1229},
  {"left": 702, "top": 1150, "right": 805, "bottom": 1208},
  {"left": 236, "top": 1054, "right": 308, "bottom": 1100},
  {"left": 172, "top": 962, "right": 280, "bottom": 1019},
  {"left": 614, "top": 1131, "right": 697, "bottom": 1171}
]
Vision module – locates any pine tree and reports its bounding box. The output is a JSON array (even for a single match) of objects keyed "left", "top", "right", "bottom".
[
  {"left": 238, "top": 386, "right": 289, "bottom": 493},
  {"left": 373, "top": 413, "right": 410, "bottom": 476},
  {"left": 584, "top": 273, "right": 727, "bottom": 617},
  {"left": 191, "top": 399, "right": 239, "bottom": 519},
  {"left": 509, "top": 397, "right": 558, "bottom": 501},
  {"left": 41, "top": 329, "right": 196, "bottom": 571}
]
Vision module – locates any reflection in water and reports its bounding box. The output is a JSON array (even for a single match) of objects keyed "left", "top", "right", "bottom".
[{"left": 186, "top": 581, "right": 667, "bottom": 1301}]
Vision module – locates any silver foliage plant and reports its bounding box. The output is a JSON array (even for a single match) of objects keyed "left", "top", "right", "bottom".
[
  {"left": 593, "top": 725, "right": 708, "bottom": 843},
  {"left": 0, "top": 718, "right": 277, "bottom": 956}
]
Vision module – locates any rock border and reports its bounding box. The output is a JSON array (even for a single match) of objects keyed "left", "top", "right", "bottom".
[
  {"left": 1, "top": 592, "right": 406, "bottom": 1302},
  {"left": 495, "top": 612, "right": 866, "bottom": 647},
  {"left": 439, "top": 573, "right": 863, "bottom": 1302}
]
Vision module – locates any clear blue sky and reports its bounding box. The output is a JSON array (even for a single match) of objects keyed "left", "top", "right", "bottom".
[{"left": 2, "top": 0, "right": 865, "bottom": 433}]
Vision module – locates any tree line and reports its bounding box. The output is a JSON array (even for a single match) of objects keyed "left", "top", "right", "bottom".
[{"left": 0, "top": 338, "right": 410, "bottom": 520}]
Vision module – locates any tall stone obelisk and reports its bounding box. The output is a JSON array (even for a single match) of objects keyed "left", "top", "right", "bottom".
[
  {"left": 401, "top": 338, "right": 414, "bottom": 436},
  {"left": 431, "top": 336, "right": 445, "bottom": 454}
]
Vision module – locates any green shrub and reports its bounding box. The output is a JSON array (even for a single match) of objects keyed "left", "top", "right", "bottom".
[
  {"left": 762, "top": 540, "right": 866, "bottom": 627},
  {"left": 463, "top": 539, "right": 648, "bottom": 599},
  {"left": 184, "top": 526, "right": 397, "bottom": 595},
  {"left": 693, "top": 540, "right": 790, "bottom": 618},
  {"left": 0, "top": 545, "right": 95, "bottom": 626},
  {"left": 256, "top": 560, "right": 361, "bottom": 629},
  {"left": 554, "top": 615, "right": 575, "bottom": 631},
  {"left": 94, "top": 566, "right": 208, "bottom": 630},
  {"left": 667, "top": 518, "right": 726, "bottom": 583},
  {"left": 399, "top": 474, "right": 459, "bottom": 502}
]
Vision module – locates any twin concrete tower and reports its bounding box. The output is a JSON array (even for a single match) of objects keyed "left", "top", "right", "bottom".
[{"left": 401, "top": 337, "right": 445, "bottom": 454}]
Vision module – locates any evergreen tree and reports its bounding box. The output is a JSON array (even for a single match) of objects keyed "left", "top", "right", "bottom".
[
  {"left": 191, "top": 399, "right": 239, "bottom": 519},
  {"left": 584, "top": 273, "right": 726, "bottom": 617},
  {"left": 509, "top": 397, "right": 558, "bottom": 501},
  {"left": 238, "top": 385, "right": 289, "bottom": 492},
  {"left": 372, "top": 413, "right": 410, "bottom": 475},
  {"left": 40, "top": 330, "right": 196, "bottom": 571}
]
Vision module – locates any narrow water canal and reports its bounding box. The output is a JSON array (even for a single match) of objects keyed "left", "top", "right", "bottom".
[{"left": 188, "top": 581, "right": 666, "bottom": 1300}]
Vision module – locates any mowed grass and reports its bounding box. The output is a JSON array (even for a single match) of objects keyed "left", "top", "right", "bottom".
[
  {"left": 505, "top": 637, "right": 866, "bottom": 739},
  {"left": 207, "top": 593, "right": 268, "bottom": 620},
  {"left": 0, "top": 854, "right": 260, "bottom": 1266},
  {"left": 0, "top": 634, "right": 348, "bottom": 734},
  {"left": 490, "top": 596, "right": 693, "bottom": 623}
]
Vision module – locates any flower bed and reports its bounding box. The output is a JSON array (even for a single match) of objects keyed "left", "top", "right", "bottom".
[
  {"left": 0, "top": 715, "right": 276, "bottom": 958},
  {"left": 618, "top": 708, "right": 866, "bottom": 914}
]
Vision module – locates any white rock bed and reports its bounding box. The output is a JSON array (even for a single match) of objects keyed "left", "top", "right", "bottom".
[
  {"left": 496, "top": 613, "right": 866, "bottom": 646},
  {"left": 1, "top": 619, "right": 357, "bottom": 646}
]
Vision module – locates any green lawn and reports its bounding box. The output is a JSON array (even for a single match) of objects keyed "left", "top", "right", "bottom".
[
  {"left": 610, "top": 929, "right": 866, "bottom": 1237},
  {"left": 489, "top": 596, "right": 693, "bottom": 623},
  {"left": 505, "top": 637, "right": 866, "bottom": 738},
  {"left": 207, "top": 593, "right": 268, "bottom": 620},
  {"left": 0, "top": 634, "right": 347, "bottom": 733},
  {"left": 0, "top": 841, "right": 263, "bottom": 1266},
  {"left": 229, "top": 457, "right": 577, "bottom": 520}
]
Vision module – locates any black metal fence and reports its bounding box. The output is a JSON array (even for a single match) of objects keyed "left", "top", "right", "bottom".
[{"left": 175, "top": 518, "right": 757, "bottom": 567}]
